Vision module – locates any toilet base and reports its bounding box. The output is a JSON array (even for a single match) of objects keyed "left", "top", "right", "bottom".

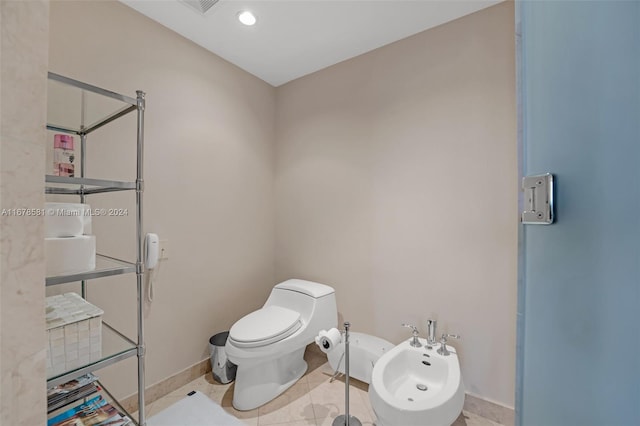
[{"left": 232, "top": 347, "right": 307, "bottom": 411}]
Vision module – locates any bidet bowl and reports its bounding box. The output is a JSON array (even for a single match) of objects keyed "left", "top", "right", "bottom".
[{"left": 369, "top": 338, "right": 464, "bottom": 426}]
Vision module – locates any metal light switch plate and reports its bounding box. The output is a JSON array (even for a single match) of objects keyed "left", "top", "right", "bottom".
[{"left": 521, "top": 173, "right": 554, "bottom": 224}]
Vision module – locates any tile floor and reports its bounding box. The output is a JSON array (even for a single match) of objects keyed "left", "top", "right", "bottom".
[{"left": 140, "top": 347, "right": 502, "bottom": 426}]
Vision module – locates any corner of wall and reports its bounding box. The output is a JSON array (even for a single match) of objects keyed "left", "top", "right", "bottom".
[{"left": 0, "top": 0, "right": 50, "bottom": 424}]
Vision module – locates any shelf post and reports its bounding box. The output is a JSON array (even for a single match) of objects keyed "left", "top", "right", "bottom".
[
  {"left": 136, "top": 90, "right": 146, "bottom": 426},
  {"left": 80, "top": 132, "right": 87, "bottom": 299}
]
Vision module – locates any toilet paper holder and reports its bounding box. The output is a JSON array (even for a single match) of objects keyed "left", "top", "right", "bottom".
[
  {"left": 315, "top": 328, "right": 342, "bottom": 353},
  {"left": 316, "top": 322, "right": 361, "bottom": 426}
]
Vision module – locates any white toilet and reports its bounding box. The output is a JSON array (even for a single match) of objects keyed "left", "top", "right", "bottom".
[{"left": 225, "top": 279, "right": 337, "bottom": 410}]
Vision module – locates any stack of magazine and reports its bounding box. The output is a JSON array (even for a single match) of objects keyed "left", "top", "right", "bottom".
[
  {"left": 47, "top": 373, "right": 100, "bottom": 413},
  {"left": 47, "top": 394, "right": 132, "bottom": 426}
]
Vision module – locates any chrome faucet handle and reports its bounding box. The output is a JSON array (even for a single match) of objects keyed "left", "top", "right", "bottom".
[
  {"left": 437, "top": 333, "right": 460, "bottom": 356},
  {"left": 402, "top": 323, "right": 422, "bottom": 348},
  {"left": 402, "top": 323, "right": 419, "bottom": 335}
]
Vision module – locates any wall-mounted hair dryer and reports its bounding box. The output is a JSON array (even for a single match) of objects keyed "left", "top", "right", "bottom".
[
  {"left": 144, "top": 233, "right": 160, "bottom": 302},
  {"left": 145, "top": 233, "right": 159, "bottom": 269}
]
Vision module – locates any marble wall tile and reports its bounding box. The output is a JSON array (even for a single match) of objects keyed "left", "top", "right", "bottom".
[
  {"left": 0, "top": 0, "right": 49, "bottom": 144},
  {"left": 0, "top": 1, "right": 50, "bottom": 425},
  {"left": 1, "top": 137, "right": 46, "bottom": 357}
]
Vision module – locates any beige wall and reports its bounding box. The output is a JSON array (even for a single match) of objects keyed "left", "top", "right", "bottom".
[
  {"left": 0, "top": 1, "right": 49, "bottom": 424},
  {"left": 48, "top": 1, "right": 276, "bottom": 399},
  {"left": 275, "top": 1, "right": 517, "bottom": 407},
  {"left": 45, "top": 0, "right": 516, "bottom": 410}
]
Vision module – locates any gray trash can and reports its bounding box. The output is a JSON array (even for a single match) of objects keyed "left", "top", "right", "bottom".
[{"left": 209, "top": 331, "right": 237, "bottom": 384}]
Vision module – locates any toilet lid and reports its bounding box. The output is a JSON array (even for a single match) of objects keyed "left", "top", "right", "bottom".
[{"left": 229, "top": 306, "right": 302, "bottom": 348}]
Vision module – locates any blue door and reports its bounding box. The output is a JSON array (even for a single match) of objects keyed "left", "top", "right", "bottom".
[{"left": 517, "top": 1, "right": 640, "bottom": 425}]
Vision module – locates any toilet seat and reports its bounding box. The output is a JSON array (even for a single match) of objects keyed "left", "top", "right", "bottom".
[{"left": 229, "top": 306, "right": 302, "bottom": 348}]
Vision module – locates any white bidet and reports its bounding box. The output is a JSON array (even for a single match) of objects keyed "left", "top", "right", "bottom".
[{"left": 369, "top": 337, "right": 464, "bottom": 426}]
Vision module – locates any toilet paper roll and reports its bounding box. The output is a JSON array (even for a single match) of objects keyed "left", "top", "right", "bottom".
[
  {"left": 45, "top": 203, "right": 92, "bottom": 237},
  {"left": 45, "top": 236, "right": 96, "bottom": 277},
  {"left": 314, "top": 328, "right": 342, "bottom": 353}
]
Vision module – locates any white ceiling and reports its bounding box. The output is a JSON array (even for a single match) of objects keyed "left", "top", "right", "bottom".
[{"left": 121, "top": 0, "right": 502, "bottom": 87}]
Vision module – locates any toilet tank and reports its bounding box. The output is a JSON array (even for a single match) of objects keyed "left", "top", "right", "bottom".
[{"left": 265, "top": 279, "right": 337, "bottom": 326}]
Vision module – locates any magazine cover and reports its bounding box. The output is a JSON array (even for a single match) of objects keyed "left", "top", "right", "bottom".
[
  {"left": 48, "top": 373, "right": 99, "bottom": 397},
  {"left": 48, "top": 395, "right": 131, "bottom": 426}
]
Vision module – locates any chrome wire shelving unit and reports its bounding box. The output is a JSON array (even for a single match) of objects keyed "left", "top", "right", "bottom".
[{"left": 45, "top": 72, "right": 147, "bottom": 425}]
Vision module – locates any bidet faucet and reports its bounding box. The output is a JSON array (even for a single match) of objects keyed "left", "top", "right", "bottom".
[
  {"left": 437, "top": 333, "right": 460, "bottom": 356},
  {"left": 402, "top": 323, "right": 422, "bottom": 348}
]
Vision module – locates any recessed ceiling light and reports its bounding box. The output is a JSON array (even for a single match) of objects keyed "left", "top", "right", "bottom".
[{"left": 237, "top": 11, "right": 256, "bottom": 26}]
